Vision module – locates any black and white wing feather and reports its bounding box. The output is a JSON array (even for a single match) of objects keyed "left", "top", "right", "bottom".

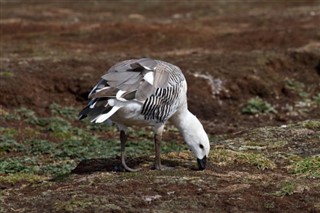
[{"left": 79, "top": 58, "right": 185, "bottom": 123}]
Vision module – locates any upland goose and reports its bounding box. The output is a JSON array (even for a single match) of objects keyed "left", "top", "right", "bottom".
[{"left": 79, "top": 58, "right": 210, "bottom": 171}]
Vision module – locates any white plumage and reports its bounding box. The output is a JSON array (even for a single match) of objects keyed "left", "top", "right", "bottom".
[{"left": 79, "top": 58, "right": 210, "bottom": 171}]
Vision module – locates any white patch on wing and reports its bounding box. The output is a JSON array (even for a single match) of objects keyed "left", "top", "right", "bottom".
[
  {"left": 93, "top": 106, "right": 121, "bottom": 123},
  {"left": 95, "top": 86, "right": 109, "bottom": 93},
  {"left": 116, "top": 90, "right": 126, "bottom": 99},
  {"left": 143, "top": 72, "right": 154, "bottom": 85},
  {"left": 108, "top": 99, "right": 115, "bottom": 106}
]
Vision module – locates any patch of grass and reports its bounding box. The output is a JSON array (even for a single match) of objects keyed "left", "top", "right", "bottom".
[
  {"left": 274, "top": 181, "right": 296, "bottom": 196},
  {"left": 290, "top": 156, "right": 320, "bottom": 178},
  {"left": 284, "top": 78, "right": 308, "bottom": 98},
  {"left": 0, "top": 157, "right": 38, "bottom": 174},
  {"left": 15, "top": 107, "right": 38, "bottom": 122},
  {"left": 302, "top": 120, "right": 320, "bottom": 131},
  {"left": 313, "top": 93, "right": 320, "bottom": 105},
  {"left": 0, "top": 136, "right": 26, "bottom": 153},
  {"left": 0, "top": 173, "right": 44, "bottom": 184},
  {"left": 40, "top": 160, "right": 77, "bottom": 176},
  {"left": 211, "top": 148, "right": 276, "bottom": 170},
  {"left": 1, "top": 112, "right": 21, "bottom": 121},
  {"left": 238, "top": 152, "right": 276, "bottom": 170},
  {"left": 50, "top": 103, "right": 78, "bottom": 119},
  {"left": 241, "top": 97, "right": 277, "bottom": 115},
  {"left": 28, "top": 139, "right": 56, "bottom": 155},
  {"left": 46, "top": 117, "right": 72, "bottom": 133},
  {"left": 86, "top": 122, "right": 114, "bottom": 132},
  {"left": 53, "top": 195, "right": 121, "bottom": 212},
  {"left": 0, "top": 127, "right": 18, "bottom": 137},
  {"left": 0, "top": 71, "right": 14, "bottom": 77},
  {"left": 21, "top": 127, "right": 41, "bottom": 139},
  {"left": 264, "top": 201, "right": 275, "bottom": 209}
]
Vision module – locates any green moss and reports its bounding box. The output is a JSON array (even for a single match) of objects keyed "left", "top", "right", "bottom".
[
  {"left": 238, "top": 152, "right": 276, "bottom": 170},
  {"left": 0, "top": 157, "right": 37, "bottom": 173},
  {"left": 50, "top": 103, "right": 78, "bottom": 119},
  {"left": 22, "top": 127, "right": 41, "bottom": 139},
  {"left": 0, "top": 127, "right": 18, "bottom": 137},
  {"left": 241, "top": 97, "right": 277, "bottom": 115},
  {"left": 0, "top": 71, "right": 14, "bottom": 77},
  {"left": 303, "top": 120, "right": 320, "bottom": 131},
  {"left": 53, "top": 195, "right": 122, "bottom": 212},
  {"left": 290, "top": 156, "right": 320, "bottom": 178},
  {"left": 274, "top": 181, "right": 296, "bottom": 196},
  {"left": 211, "top": 149, "right": 276, "bottom": 170},
  {"left": 284, "top": 78, "right": 308, "bottom": 98},
  {"left": 0, "top": 173, "right": 44, "bottom": 184},
  {"left": 28, "top": 140, "right": 56, "bottom": 155},
  {"left": 0, "top": 136, "right": 25, "bottom": 153},
  {"left": 313, "top": 93, "right": 320, "bottom": 105}
]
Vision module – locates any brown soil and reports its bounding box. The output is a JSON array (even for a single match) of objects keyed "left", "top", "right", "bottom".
[{"left": 1, "top": 1, "right": 320, "bottom": 213}]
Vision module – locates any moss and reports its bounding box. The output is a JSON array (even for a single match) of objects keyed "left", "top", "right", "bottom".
[
  {"left": 303, "top": 120, "right": 320, "bottom": 131},
  {"left": 289, "top": 156, "right": 320, "bottom": 178},
  {"left": 211, "top": 148, "right": 276, "bottom": 170},
  {"left": 0, "top": 173, "right": 45, "bottom": 184},
  {"left": 21, "top": 127, "right": 41, "bottom": 139},
  {"left": 0, "top": 71, "right": 14, "bottom": 77},
  {"left": 241, "top": 97, "right": 277, "bottom": 115},
  {"left": 53, "top": 195, "right": 122, "bottom": 212},
  {"left": 0, "top": 127, "right": 18, "bottom": 137},
  {"left": 274, "top": 181, "right": 296, "bottom": 196}
]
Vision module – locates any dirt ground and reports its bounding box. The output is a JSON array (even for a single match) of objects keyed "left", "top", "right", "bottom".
[{"left": 1, "top": 1, "right": 320, "bottom": 212}]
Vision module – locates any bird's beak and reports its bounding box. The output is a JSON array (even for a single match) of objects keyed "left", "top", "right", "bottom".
[{"left": 197, "top": 155, "right": 207, "bottom": 170}]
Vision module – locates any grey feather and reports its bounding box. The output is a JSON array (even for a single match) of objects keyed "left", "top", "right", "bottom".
[
  {"left": 130, "top": 58, "right": 157, "bottom": 71},
  {"left": 89, "top": 87, "right": 118, "bottom": 99},
  {"left": 122, "top": 91, "right": 137, "bottom": 100},
  {"left": 136, "top": 81, "right": 155, "bottom": 101},
  {"left": 88, "top": 79, "right": 108, "bottom": 98},
  {"left": 117, "top": 79, "right": 142, "bottom": 91},
  {"left": 102, "top": 71, "right": 140, "bottom": 82},
  {"left": 154, "top": 68, "right": 169, "bottom": 88},
  {"left": 108, "top": 60, "right": 135, "bottom": 73}
]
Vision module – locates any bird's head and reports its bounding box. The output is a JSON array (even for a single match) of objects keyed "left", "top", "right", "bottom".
[
  {"left": 174, "top": 110, "right": 211, "bottom": 170},
  {"left": 185, "top": 127, "right": 210, "bottom": 170}
]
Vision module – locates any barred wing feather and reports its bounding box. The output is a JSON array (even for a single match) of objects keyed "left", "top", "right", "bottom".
[{"left": 79, "top": 58, "right": 185, "bottom": 123}]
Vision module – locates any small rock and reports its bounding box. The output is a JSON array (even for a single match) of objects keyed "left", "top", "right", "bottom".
[
  {"left": 144, "top": 194, "right": 162, "bottom": 203},
  {"left": 129, "top": 14, "right": 145, "bottom": 20}
]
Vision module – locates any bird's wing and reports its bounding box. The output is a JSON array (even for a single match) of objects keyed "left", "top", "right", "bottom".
[
  {"left": 140, "top": 60, "right": 186, "bottom": 122},
  {"left": 79, "top": 58, "right": 181, "bottom": 123}
]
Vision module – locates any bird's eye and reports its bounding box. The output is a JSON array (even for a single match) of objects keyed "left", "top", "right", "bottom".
[{"left": 199, "top": 144, "right": 204, "bottom": 149}]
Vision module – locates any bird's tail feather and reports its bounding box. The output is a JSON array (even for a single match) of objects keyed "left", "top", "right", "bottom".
[{"left": 91, "top": 105, "right": 121, "bottom": 123}]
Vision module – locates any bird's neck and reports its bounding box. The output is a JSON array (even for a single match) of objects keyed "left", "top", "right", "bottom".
[{"left": 170, "top": 105, "right": 205, "bottom": 142}]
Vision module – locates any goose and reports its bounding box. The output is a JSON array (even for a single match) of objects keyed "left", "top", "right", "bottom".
[{"left": 79, "top": 58, "right": 210, "bottom": 171}]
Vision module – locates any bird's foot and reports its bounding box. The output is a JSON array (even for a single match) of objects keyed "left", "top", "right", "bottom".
[{"left": 121, "top": 162, "right": 141, "bottom": 172}]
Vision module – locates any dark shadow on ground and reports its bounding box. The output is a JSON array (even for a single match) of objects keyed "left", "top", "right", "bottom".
[{"left": 71, "top": 156, "right": 192, "bottom": 174}]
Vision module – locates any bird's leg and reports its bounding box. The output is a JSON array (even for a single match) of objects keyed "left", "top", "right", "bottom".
[
  {"left": 120, "top": 130, "right": 141, "bottom": 172},
  {"left": 154, "top": 133, "right": 162, "bottom": 170}
]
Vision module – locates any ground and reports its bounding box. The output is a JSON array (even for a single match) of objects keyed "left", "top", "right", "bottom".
[{"left": 0, "top": 1, "right": 320, "bottom": 212}]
